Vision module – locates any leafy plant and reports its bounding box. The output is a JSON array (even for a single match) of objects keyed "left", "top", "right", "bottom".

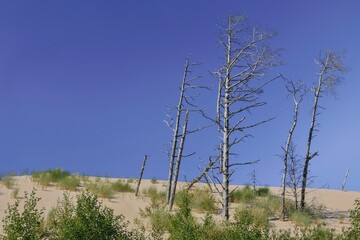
[
  {"left": 2, "top": 189, "right": 44, "bottom": 239},
  {"left": 47, "top": 191, "right": 138, "bottom": 240}
]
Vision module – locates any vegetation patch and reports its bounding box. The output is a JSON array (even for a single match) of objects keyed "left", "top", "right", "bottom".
[
  {"left": 84, "top": 180, "right": 115, "bottom": 199},
  {"left": 58, "top": 175, "right": 81, "bottom": 191},
  {"left": 111, "top": 180, "right": 134, "bottom": 193},
  {"left": 1, "top": 176, "right": 15, "bottom": 189}
]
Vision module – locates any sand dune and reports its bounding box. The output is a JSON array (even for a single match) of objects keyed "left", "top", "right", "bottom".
[{"left": 1, "top": 176, "right": 359, "bottom": 234}]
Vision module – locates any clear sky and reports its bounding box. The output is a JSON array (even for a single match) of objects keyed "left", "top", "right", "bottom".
[{"left": 0, "top": 1, "right": 359, "bottom": 191}]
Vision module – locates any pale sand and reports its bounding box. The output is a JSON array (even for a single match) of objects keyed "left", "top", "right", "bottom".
[{"left": 1, "top": 176, "right": 359, "bottom": 234}]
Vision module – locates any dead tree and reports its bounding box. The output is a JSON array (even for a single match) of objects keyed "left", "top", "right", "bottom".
[
  {"left": 165, "top": 57, "right": 211, "bottom": 206},
  {"left": 215, "top": 15, "right": 281, "bottom": 221},
  {"left": 286, "top": 142, "right": 302, "bottom": 210},
  {"left": 186, "top": 157, "right": 219, "bottom": 191},
  {"left": 300, "top": 50, "right": 347, "bottom": 209},
  {"left": 168, "top": 111, "right": 189, "bottom": 210},
  {"left": 341, "top": 169, "right": 350, "bottom": 191},
  {"left": 165, "top": 58, "right": 190, "bottom": 204},
  {"left": 135, "top": 154, "right": 148, "bottom": 196},
  {"left": 281, "top": 80, "right": 306, "bottom": 220}
]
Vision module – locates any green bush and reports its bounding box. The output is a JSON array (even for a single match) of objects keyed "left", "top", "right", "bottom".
[
  {"left": 2, "top": 189, "right": 44, "bottom": 240},
  {"left": 347, "top": 198, "right": 360, "bottom": 238},
  {"left": 47, "top": 191, "right": 139, "bottom": 240},
  {"left": 85, "top": 181, "right": 115, "bottom": 199},
  {"left": 185, "top": 189, "right": 217, "bottom": 213},
  {"left": 230, "top": 186, "right": 256, "bottom": 203},
  {"left": 290, "top": 210, "right": 314, "bottom": 227},
  {"left": 58, "top": 175, "right": 80, "bottom": 191},
  {"left": 112, "top": 180, "right": 134, "bottom": 193},
  {"left": 256, "top": 187, "right": 270, "bottom": 197}
]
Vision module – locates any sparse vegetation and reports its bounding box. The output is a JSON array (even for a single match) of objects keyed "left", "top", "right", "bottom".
[
  {"left": 182, "top": 188, "right": 217, "bottom": 213},
  {"left": 58, "top": 175, "right": 81, "bottom": 191},
  {"left": 151, "top": 177, "right": 158, "bottom": 184},
  {"left": 84, "top": 180, "right": 115, "bottom": 199},
  {"left": 1, "top": 176, "right": 15, "bottom": 189},
  {"left": 112, "top": 180, "right": 134, "bottom": 193},
  {"left": 11, "top": 188, "right": 19, "bottom": 199}
]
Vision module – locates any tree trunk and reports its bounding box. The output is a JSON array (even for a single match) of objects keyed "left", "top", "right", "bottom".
[
  {"left": 341, "top": 169, "right": 350, "bottom": 191},
  {"left": 186, "top": 158, "right": 217, "bottom": 191},
  {"left": 135, "top": 155, "right": 148, "bottom": 197},
  {"left": 166, "top": 59, "right": 189, "bottom": 204},
  {"left": 169, "top": 110, "right": 189, "bottom": 210},
  {"left": 300, "top": 86, "right": 321, "bottom": 209},
  {"left": 281, "top": 97, "right": 300, "bottom": 220}
]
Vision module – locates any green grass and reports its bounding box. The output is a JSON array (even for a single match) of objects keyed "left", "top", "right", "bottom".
[
  {"left": 58, "top": 175, "right": 81, "bottom": 191},
  {"left": 111, "top": 180, "right": 134, "bottom": 193},
  {"left": 1, "top": 176, "right": 15, "bottom": 189},
  {"left": 31, "top": 168, "right": 71, "bottom": 188},
  {"left": 187, "top": 188, "right": 217, "bottom": 213},
  {"left": 84, "top": 181, "right": 114, "bottom": 199},
  {"left": 11, "top": 188, "right": 19, "bottom": 199},
  {"left": 290, "top": 210, "right": 314, "bottom": 227},
  {"left": 230, "top": 186, "right": 256, "bottom": 203}
]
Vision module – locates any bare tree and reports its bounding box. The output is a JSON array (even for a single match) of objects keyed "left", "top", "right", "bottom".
[
  {"left": 165, "top": 58, "right": 191, "bottom": 204},
  {"left": 165, "top": 57, "right": 211, "bottom": 207},
  {"left": 135, "top": 155, "right": 148, "bottom": 197},
  {"left": 341, "top": 169, "right": 350, "bottom": 191},
  {"left": 168, "top": 111, "right": 189, "bottom": 210},
  {"left": 214, "top": 15, "right": 281, "bottom": 220},
  {"left": 300, "top": 50, "right": 347, "bottom": 209},
  {"left": 186, "top": 156, "right": 218, "bottom": 191},
  {"left": 281, "top": 80, "right": 306, "bottom": 220},
  {"left": 286, "top": 142, "right": 302, "bottom": 210}
]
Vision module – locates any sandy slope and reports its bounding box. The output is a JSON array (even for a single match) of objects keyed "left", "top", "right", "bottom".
[{"left": 1, "top": 176, "right": 359, "bottom": 234}]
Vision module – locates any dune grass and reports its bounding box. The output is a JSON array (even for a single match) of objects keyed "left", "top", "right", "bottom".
[
  {"left": 111, "top": 180, "right": 134, "bottom": 193},
  {"left": 1, "top": 176, "right": 15, "bottom": 189},
  {"left": 58, "top": 175, "right": 81, "bottom": 191}
]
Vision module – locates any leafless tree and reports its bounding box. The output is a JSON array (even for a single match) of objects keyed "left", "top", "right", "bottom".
[
  {"left": 168, "top": 111, "right": 189, "bottom": 210},
  {"left": 300, "top": 50, "right": 347, "bottom": 209},
  {"left": 281, "top": 80, "right": 306, "bottom": 220},
  {"left": 341, "top": 169, "right": 349, "bottom": 191},
  {"left": 135, "top": 155, "right": 148, "bottom": 197},
  {"left": 286, "top": 142, "right": 302, "bottom": 210},
  {"left": 214, "top": 15, "right": 281, "bottom": 220},
  {"left": 186, "top": 156, "right": 218, "bottom": 191},
  {"left": 165, "top": 57, "right": 211, "bottom": 208}
]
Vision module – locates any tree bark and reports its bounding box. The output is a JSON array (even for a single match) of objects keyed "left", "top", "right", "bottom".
[
  {"left": 135, "top": 155, "right": 148, "bottom": 197},
  {"left": 166, "top": 59, "right": 189, "bottom": 204},
  {"left": 169, "top": 110, "right": 189, "bottom": 210}
]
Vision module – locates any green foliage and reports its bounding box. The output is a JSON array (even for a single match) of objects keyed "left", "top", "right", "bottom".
[
  {"left": 58, "top": 175, "right": 80, "bottom": 191},
  {"left": 2, "top": 189, "right": 44, "bottom": 240},
  {"left": 188, "top": 188, "right": 217, "bottom": 213},
  {"left": 32, "top": 168, "right": 71, "bottom": 189},
  {"left": 347, "top": 198, "right": 360, "bottom": 238},
  {"left": 112, "top": 180, "right": 134, "bottom": 193},
  {"left": 151, "top": 177, "right": 158, "bottom": 184},
  {"left": 256, "top": 187, "right": 270, "bottom": 197},
  {"left": 289, "top": 210, "right": 314, "bottom": 227},
  {"left": 234, "top": 206, "right": 269, "bottom": 228},
  {"left": 231, "top": 186, "right": 256, "bottom": 203},
  {"left": 85, "top": 180, "right": 115, "bottom": 199},
  {"left": 47, "top": 191, "right": 138, "bottom": 240}
]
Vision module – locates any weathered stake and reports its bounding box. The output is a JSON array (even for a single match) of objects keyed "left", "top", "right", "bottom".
[{"left": 135, "top": 155, "right": 148, "bottom": 197}]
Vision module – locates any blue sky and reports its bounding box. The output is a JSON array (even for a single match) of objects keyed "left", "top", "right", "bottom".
[{"left": 0, "top": 1, "right": 359, "bottom": 191}]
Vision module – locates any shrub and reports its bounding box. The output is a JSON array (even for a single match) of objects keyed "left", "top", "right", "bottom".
[
  {"left": 290, "top": 210, "right": 314, "bottom": 227},
  {"left": 47, "top": 191, "right": 138, "bottom": 240},
  {"left": 256, "top": 187, "right": 270, "bottom": 197},
  {"left": 151, "top": 177, "right": 158, "bottom": 184},
  {"left": 2, "top": 189, "right": 44, "bottom": 239},
  {"left": 85, "top": 180, "right": 115, "bottom": 199},
  {"left": 230, "top": 186, "right": 256, "bottom": 203},
  {"left": 187, "top": 188, "right": 217, "bottom": 213},
  {"left": 347, "top": 198, "right": 360, "bottom": 238},
  {"left": 112, "top": 180, "right": 134, "bottom": 193},
  {"left": 234, "top": 206, "right": 269, "bottom": 228},
  {"left": 58, "top": 175, "right": 80, "bottom": 191}
]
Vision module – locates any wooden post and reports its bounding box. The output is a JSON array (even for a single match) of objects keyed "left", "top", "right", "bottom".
[
  {"left": 341, "top": 169, "right": 349, "bottom": 191},
  {"left": 135, "top": 155, "right": 148, "bottom": 197}
]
